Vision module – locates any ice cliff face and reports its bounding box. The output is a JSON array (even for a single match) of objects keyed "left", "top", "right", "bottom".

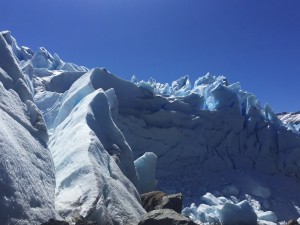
[
  {"left": 47, "top": 69, "right": 145, "bottom": 224},
  {"left": 122, "top": 75, "right": 300, "bottom": 221},
  {"left": 1, "top": 31, "right": 300, "bottom": 224},
  {"left": 0, "top": 31, "right": 147, "bottom": 225},
  {"left": 0, "top": 31, "right": 56, "bottom": 224}
]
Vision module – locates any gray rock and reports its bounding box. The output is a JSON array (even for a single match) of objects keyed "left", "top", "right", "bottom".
[
  {"left": 141, "top": 191, "right": 166, "bottom": 212},
  {"left": 156, "top": 193, "right": 183, "bottom": 213},
  {"left": 41, "top": 219, "right": 69, "bottom": 225},
  {"left": 138, "top": 209, "right": 198, "bottom": 225},
  {"left": 141, "top": 191, "right": 183, "bottom": 213},
  {"left": 287, "top": 219, "right": 299, "bottom": 225},
  {"left": 75, "top": 216, "right": 97, "bottom": 225}
]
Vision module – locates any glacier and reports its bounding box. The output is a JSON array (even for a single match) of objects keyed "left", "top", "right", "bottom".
[
  {"left": 278, "top": 112, "right": 300, "bottom": 133},
  {"left": 0, "top": 31, "right": 56, "bottom": 224},
  {"left": 1, "top": 30, "right": 300, "bottom": 224},
  {"left": 48, "top": 89, "right": 145, "bottom": 224}
]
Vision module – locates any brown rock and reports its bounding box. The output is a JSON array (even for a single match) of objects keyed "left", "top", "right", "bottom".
[
  {"left": 75, "top": 216, "right": 97, "bottom": 225},
  {"left": 41, "top": 219, "right": 69, "bottom": 225},
  {"left": 287, "top": 219, "right": 299, "bottom": 225},
  {"left": 141, "top": 191, "right": 166, "bottom": 212},
  {"left": 138, "top": 209, "right": 198, "bottom": 225},
  {"left": 156, "top": 193, "right": 183, "bottom": 213}
]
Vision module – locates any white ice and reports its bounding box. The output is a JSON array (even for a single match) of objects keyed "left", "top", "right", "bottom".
[
  {"left": 0, "top": 31, "right": 56, "bottom": 225},
  {"left": 49, "top": 89, "right": 145, "bottom": 224}
]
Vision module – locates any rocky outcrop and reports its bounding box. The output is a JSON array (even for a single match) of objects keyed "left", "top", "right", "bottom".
[
  {"left": 138, "top": 209, "right": 197, "bottom": 225},
  {"left": 141, "top": 191, "right": 166, "bottom": 212},
  {"left": 141, "top": 192, "right": 183, "bottom": 213},
  {"left": 41, "top": 219, "right": 69, "bottom": 225},
  {"left": 287, "top": 219, "right": 299, "bottom": 225},
  {"left": 156, "top": 193, "right": 183, "bottom": 213},
  {"left": 75, "top": 216, "right": 97, "bottom": 225}
]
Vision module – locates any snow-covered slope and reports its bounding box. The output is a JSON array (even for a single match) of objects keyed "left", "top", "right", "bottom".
[{"left": 0, "top": 31, "right": 56, "bottom": 224}]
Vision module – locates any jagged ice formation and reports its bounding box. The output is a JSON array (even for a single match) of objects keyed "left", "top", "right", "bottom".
[{"left": 1, "top": 30, "right": 300, "bottom": 224}]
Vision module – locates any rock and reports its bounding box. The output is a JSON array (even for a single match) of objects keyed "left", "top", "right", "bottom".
[
  {"left": 156, "top": 193, "right": 183, "bottom": 213},
  {"left": 75, "top": 216, "right": 97, "bottom": 225},
  {"left": 287, "top": 219, "right": 299, "bottom": 225},
  {"left": 138, "top": 209, "right": 198, "bottom": 225},
  {"left": 141, "top": 191, "right": 166, "bottom": 212},
  {"left": 41, "top": 219, "right": 69, "bottom": 225},
  {"left": 141, "top": 191, "right": 183, "bottom": 213}
]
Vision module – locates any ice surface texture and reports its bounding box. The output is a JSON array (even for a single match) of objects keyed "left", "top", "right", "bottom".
[
  {"left": 182, "top": 193, "right": 258, "bottom": 225},
  {"left": 183, "top": 192, "right": 281, "bottom": 225},
  {"left": 49, "top": 89, "right": 145, "bottom": 224},
  {"left": 278, "top": 111, "right": 300, "bottom": 133},
  {"left": 123, "top": 76, "right": 300, "bottom": 220},
  {"left": 2, "top": 30, "right": 300, "bottom": 224},
  {"left": 6, "top": 31, "right": 147, "bottom": 224},
  {"left": 35, "top": 49, "right": 300, "bottom": 221},
  {"left": 135, "top": 152, "right": 158, "bottom": 194},
  {"left": 0, "top": 32, "right": 56, "bottom": 224}
]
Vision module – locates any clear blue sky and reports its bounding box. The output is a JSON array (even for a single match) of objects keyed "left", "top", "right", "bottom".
[{"left": 1, "top": 0, "right": 299, "bottom": 113}]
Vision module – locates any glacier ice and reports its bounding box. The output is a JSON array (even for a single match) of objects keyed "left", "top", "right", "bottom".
[
  {"left": 182, "top": 192, "right": 280, "bottom": 225},
  {"left": 0, "top": 31, "right": 56, "bottom": 225},
  {"left": 134, "top": 152, "right": 158, "bottom": 194},
  {"left": 49, "top": 89, "right": 145, "bottom": 224},
  {"left": 52, "top": 68, "right": 140, "bottom": 188},
  {"left": 257, "top": 211, "right": 277, "bottom": 223},
  {"left": 182, "top": 194, "right": 256, "bottom": 225},
  {"left": 1, "top": 31, "right": 146, "bottom": 224},
  {"left": 2, "top": 30, "right": 300, "bottom": 224},
  {"left": 278, "top": 111, "right": 300, "bottom": 133}
]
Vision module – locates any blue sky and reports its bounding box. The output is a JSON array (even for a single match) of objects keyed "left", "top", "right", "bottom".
[{"left": 1, "top": 0, "right": 299, "bottom": 112}]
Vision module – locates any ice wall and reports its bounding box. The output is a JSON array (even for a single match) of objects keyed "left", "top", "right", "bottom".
[
  {"left": 0, "top": 31, "right": 56, "bottom": 225},
  {"left": 49, "top": 89, "right": 145, "bottom": 224},
  {"left": 5, "top": 30, "right": 300, "bottom": 222}
]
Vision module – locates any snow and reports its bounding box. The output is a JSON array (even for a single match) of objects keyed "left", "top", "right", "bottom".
[{"left": 134, "top": 152, "right": 158, "bottom": 193}]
